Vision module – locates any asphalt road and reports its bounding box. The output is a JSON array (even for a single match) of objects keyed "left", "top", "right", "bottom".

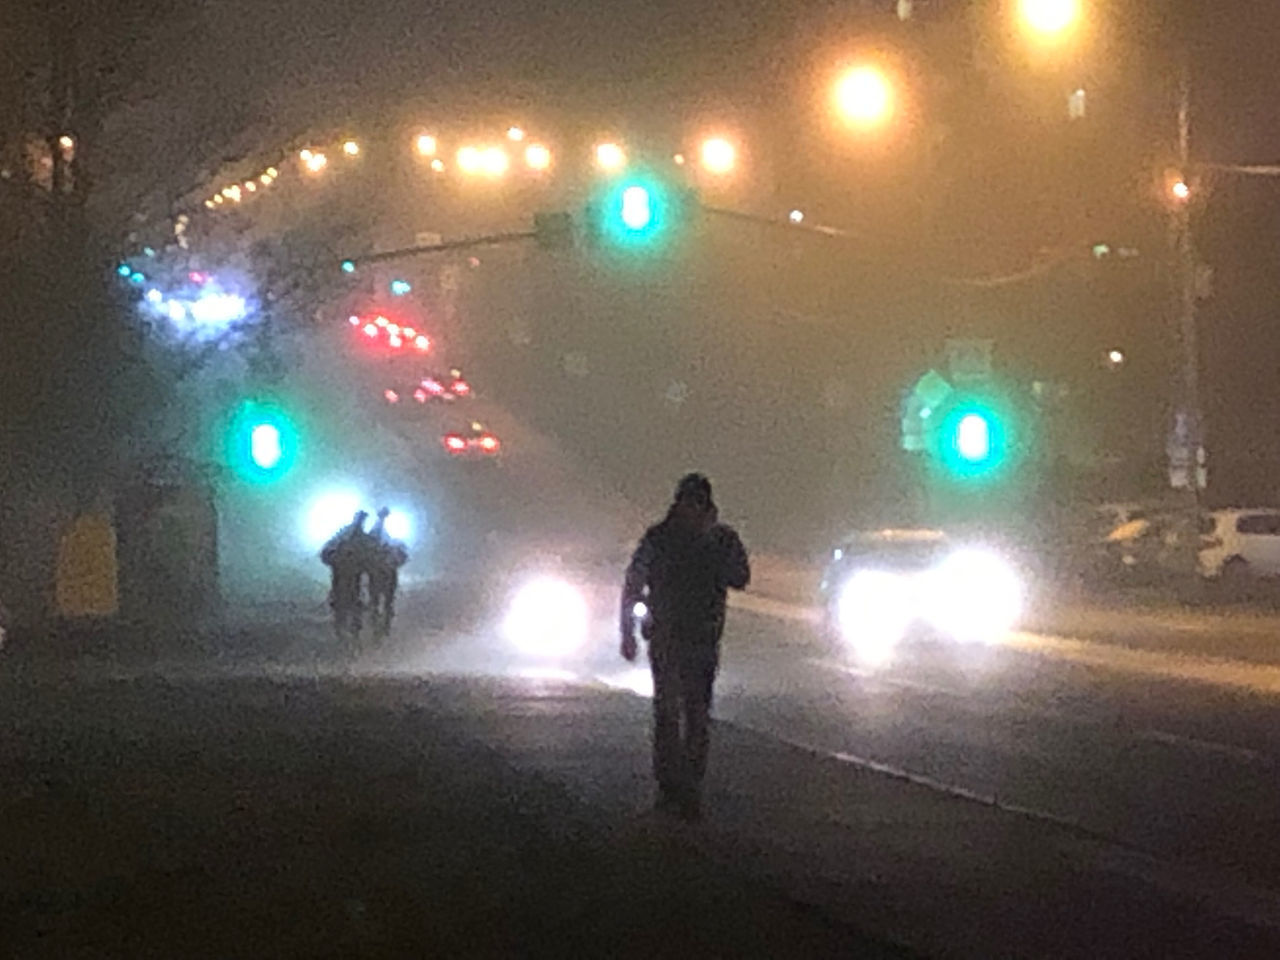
[{"left": 13, "top": 570, "right": 1280, "bottom": 958}]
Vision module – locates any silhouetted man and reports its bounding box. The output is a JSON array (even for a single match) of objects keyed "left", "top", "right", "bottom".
[
  {"left": 621, "top": 473, "right": 750, "bottom": 820},
  {"left": 368, "top": 507, "right": 409, "bottom": 638},
  {"left": 321, "top": 510, "right": 371, "bottom": 640}
]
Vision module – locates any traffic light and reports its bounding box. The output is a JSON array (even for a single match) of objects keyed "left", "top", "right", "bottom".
[
  {"left": 227, "top": 401, "right": 298, "bottom": 484},
  {"left": 930, "top": 395, "right": 1016, "bottom": 484},
  {"left": 588, "top": 172, "right": 697, "bottom": 252}
]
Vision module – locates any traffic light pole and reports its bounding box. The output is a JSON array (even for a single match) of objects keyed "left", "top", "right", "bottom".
[{"left": 341, "top": 229, "right": 537, "bottom": 269}]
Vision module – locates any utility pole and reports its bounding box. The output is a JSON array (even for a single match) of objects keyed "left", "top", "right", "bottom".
[{"left": 1170, "top": 60, "right": 1206, "bottom": 576}]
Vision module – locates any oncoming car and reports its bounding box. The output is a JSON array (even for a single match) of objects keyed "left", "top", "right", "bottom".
[{"left": 818, "top": 529, "right": 1024, "bottom": 664}]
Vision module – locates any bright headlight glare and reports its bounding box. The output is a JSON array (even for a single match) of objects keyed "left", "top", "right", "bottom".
[
  {"left": 836, "top": 570, "right": 911, "bottom": 664},
  {"left": 925, "top": 549, "right": 1022, "bottom": 642},
  {"left": 503, "top": 577, "right": 589, "bottom": 657}
]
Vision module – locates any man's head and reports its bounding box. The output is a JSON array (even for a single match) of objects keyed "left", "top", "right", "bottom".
[{"left": 672, "top": 473, "right": 716, "bottom": 530}]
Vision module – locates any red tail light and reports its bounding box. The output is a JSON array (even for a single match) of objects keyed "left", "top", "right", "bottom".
[
  {"left": 451, "top": 380, "right": 471, "bottom": 396},
  {"left": 413, "top": 388, "right": 428, "bottom": 403},
  {"left": 422, "top": 378, "right": 444, "bottom": 394},
  {"left": 414, "top": 335, "right": 431, "bottom": 352},
  {"left": 478, "top": 434, "right": 500, "bottom": 453},
  {"left": 443, "top": 434, "right": 467, "bottom": 453},
  {"left": 384, "top": 389, "right": 399, "bottom": 403},
  {"left": 363, "top": 323, "right": 378, "bottom": 337}
]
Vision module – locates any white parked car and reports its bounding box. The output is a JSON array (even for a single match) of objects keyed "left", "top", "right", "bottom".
[{"left": 1200, "top": 509, "right": 1280, "bottom": 580}]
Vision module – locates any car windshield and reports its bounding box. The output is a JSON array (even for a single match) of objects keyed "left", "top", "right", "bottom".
[
  {"left": 6, "top": 3, "right": 1280, "bottom": 957},
  {"left": 841, "top": 538, "right": 950, "bottom": 570}
]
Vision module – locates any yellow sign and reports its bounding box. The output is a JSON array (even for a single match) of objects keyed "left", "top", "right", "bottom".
[{"left": 55, "top": 512, "right": 119, "bottom": 619}]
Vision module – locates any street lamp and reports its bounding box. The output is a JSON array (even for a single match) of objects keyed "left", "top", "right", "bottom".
[
  {"left": 416, "top": 134, "right": 438, "bottom": 157},
  {"left": 342, "top": 139, "right": 360, "bottom": 157},
  {"left": 699, "top": 137, "right": 736, "bottom": 175},
  {"left": 595, "top": 142, "right": 626, "bottom": 171},
  {"left": 524, "top": 143, "right": 552, "bottom": 171},
  {"left": 833, "top": 64, "right": 895, "bottom": 129},
  {"left": 1017, "top": 0, "right": 1082, "bottom": 40}
]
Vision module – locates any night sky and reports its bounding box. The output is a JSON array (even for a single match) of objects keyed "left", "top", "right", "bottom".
[{"left": 8, "top": 0, "right": 1280, "bottom": 503}]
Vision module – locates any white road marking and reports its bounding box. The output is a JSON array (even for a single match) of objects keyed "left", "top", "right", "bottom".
[
  {"left": 734, "top": 591, "right": 1280, "bottom": 697},
  {"left": 810, "top": 657, "right": 1277, "bottom": 769},
  {"left": 1136, "top": 728, "right": 1273, "bottom": 767},
  {"left": 729, "top": 720, "right": 1280, "bottom": 934}
]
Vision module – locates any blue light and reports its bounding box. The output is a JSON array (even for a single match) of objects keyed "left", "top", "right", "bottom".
[
  {"left": 390, "top": 279, "right": 412, "bottom": 296},
  {"left": 129, "top": 272, "right": 146, "bottom": 285},
  {"left": 117, "top": 264, "right": 132, "bottom": 277},
  {"left": 143, "top": 246, "right": 156, "bottom": 258},
  {"left": 188, "top": 292, "right": 247, "bottom": 327},
  {"left": 341, "top": 260, "right": 356, "bottom": 274}
]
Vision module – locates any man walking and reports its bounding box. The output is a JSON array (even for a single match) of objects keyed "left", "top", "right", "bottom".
[
  {"left": 367, "top": 507, "right": 409, "bottom": 638},
  {"left": 321, "top": 510, "right": 372, "bottom": 642},
  {"left": 620, "top": 473, "right": 750, "bottom": 820}
]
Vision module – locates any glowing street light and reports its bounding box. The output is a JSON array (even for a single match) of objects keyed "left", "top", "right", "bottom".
[
  {"left": 699, "top": 137, "right": 736, "bottom": 175},
  {"left": 342, "top": 139, "right": 360, "bottom": 156},
  {"left": 789, "top": 209, "right": 805, "bottom": 224},
  {"left": 480, "top": 146, "right": 509, "bottom": 176},
  {"left": 524, "top": 143, "right": 552, "bottom": 171},
  {"left": 457, "top": 146, "right": 482, "bottom": 175},
  {"left": 507, "top": 126, "right": 525, "bottom": 142},
  {"left": 595, "top": 142, "right": 626, "bottom": 171},
  {"left": 1018, "top": 0, "right": 1082, "bottom": 39},
  {"left": 430, "top": 158, "right": 445, "bottom": 173},
  {"left": 1170, "top": 178, "right": 1191, "bottom": 202},
  {"left": 57, "top": 134, "right": 75, "bottom": 151},
  {"left": 1107, "top": 349, "right": 1126, "bottom": 367},
  {"left": 834, "top": 64, "right": 895, "bottom": 129},
  {"left": 416, "top": 134, "right": 438, "bottom": 157},
  {"left": 304, "top": 152, "right": 328, "bottom": 173}
]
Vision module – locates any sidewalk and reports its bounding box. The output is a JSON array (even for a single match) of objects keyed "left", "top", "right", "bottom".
[{"left": 427, "top": 678, "right": 1280, "bottom": 959}]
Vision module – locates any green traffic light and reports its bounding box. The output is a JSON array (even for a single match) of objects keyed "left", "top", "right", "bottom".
[
  {"left": 620, "top": 185, "right": 653, "bottom": 231},
  {"left": 592, "top": 171, "right": 688, "bottom": 251},
  {"left": 227, "top": 401, "right": 298, "bottom": 484},
  {"left": 955, "top": 413, "right": 991, "bottom": 463},
  {"left": 933, "top": 397, "right": 1014, "bottom": 483},
  {"left": 250, "top": 423, "right": 283, "bottom": 470}
]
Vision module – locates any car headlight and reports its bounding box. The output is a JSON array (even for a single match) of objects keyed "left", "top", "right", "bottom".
[
  {"left": 502, "top": 577, "right": 590, "bottom": 657},
  {"left": 836, "top": 569, "right": 913, "bottom": 664},
  {"left": 923, "top": 549, "right": 1023, "bottom": 643}
]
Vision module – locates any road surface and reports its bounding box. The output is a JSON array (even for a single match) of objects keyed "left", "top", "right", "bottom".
[{"left": 12, "top": 561, "right": 1280, "bottom": 958}]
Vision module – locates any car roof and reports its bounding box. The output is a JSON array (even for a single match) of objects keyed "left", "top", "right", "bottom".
[{"left": 843, "top": 528, "right": 947, "bottom": 546}]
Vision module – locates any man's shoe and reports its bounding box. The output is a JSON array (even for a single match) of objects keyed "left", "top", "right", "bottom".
[{"left": 654, "top": 788, "right": 683, "bottom": 817}]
